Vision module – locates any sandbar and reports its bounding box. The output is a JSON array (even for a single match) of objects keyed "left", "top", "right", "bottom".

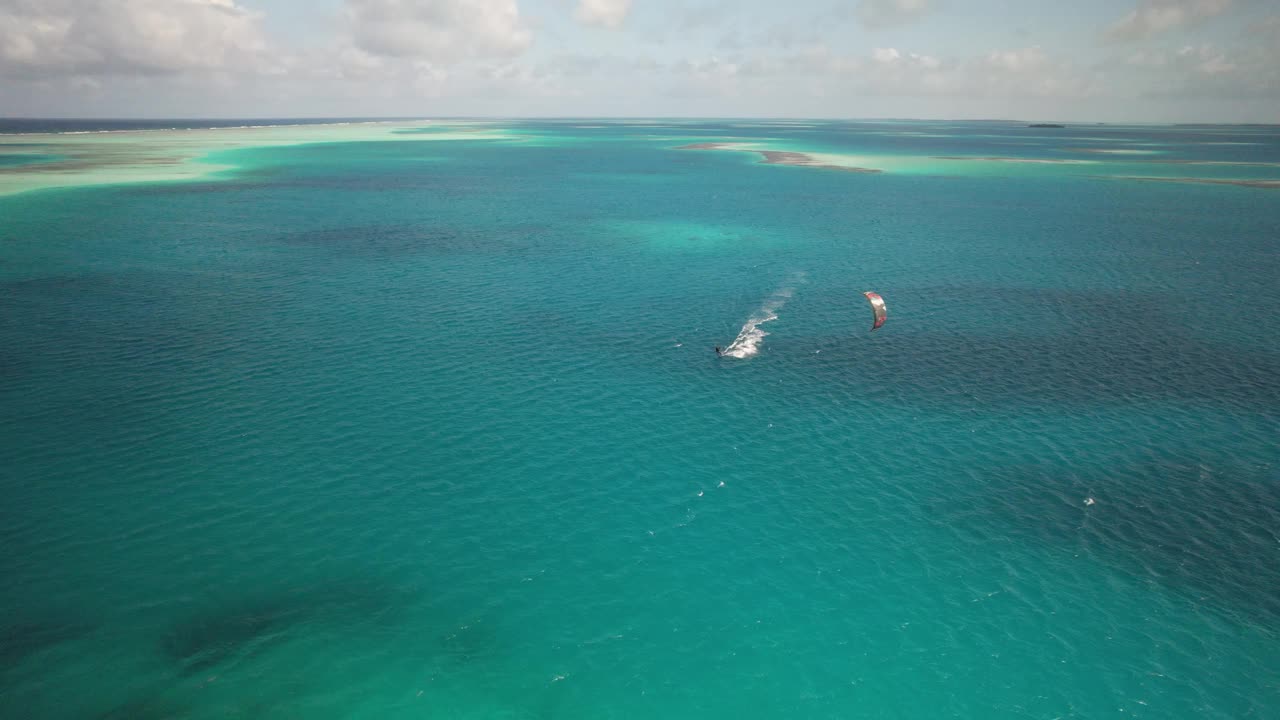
[
  {"left": 1136, "top": 159, "right": 1279, "bottom": 167},
  {"left": 1111, "top": 176, "right": 1280, "bottom": 189},
  {"left": 0, "top": 120, "right": 517, "bottom": 197},
  {"left": 1070, "top": 148, "right": 1161, "bottom": 155},
  {"left": 677, "top": 143, "right": 881, "bottom": 173},
  {"left": 932, "top": 155, "right": 1095, "bottom": 165}
]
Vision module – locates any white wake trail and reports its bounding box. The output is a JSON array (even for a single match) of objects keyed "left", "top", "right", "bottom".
[{"left": 722, "top": 273, "right": 804, "bottom": 359}]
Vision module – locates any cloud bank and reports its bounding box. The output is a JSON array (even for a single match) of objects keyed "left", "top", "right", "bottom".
[
  {"left": 575, "top": 0, "right": 632, "bottom": 29},
  {"left": 0, "top": 0, "right": 268, "bottom": 77},
  {"left": 1106, "top": 0, "right": 1232, "bottom": 41},
  {"left": 0, "top": 0, "right": 1275, "bottom": 121},
  {"left": 344, "top": 0, "right": 531, "bottom": 60}
]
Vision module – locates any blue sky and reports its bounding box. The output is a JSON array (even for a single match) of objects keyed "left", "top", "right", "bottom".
[{"left": 1, "top": 0, "right": 1277, "bottom": 121}]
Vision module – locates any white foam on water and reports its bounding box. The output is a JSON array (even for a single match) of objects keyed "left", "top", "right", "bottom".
[
  {"left": 722, "top": 274, "right": 804, "bottom": 359},
  {"left": 721, "top": 309, "right": 777, "bottom": 359}
]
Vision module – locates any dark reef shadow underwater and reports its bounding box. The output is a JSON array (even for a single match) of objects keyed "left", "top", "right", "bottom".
[{"left": 0, "top": 119, "right": 1277, "bottom": 719}]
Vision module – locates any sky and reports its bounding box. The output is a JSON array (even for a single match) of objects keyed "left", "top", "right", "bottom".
[{"left": 1, "top": 0, "right": 1277, "bottom": 121}]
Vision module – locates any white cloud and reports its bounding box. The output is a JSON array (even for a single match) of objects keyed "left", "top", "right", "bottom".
[
  {"left": 343, "top": 0, "right": 532, "bottom": 61},
  {"left": 1105, "top": 0, "right": 1232, "bottom": 42},
  {"left": 1123, "top": 43, "right": 1240, "bottom": 80},
  {"left": 575, "top": 0, "right": 632, "bottom": 29},
  {"left": 855, "top": 0, "right": 933, "bottom": 29},
  {"left": 1107, "top": 37, "right": 1280, "bottom": 104},
  {"left": 1123, "top": 44, "right": 1232, "bottom": 74},
  {"left": 870, "top": 47, "right": 941, "bottom": 69},
  {"left": 0, "top": 0, "right": 269, "bottom": 77},
  {"left": 0, "top": 0, "right": 1275, "bottom": 121},
  {"left": 872, "top": 47, "right": 900, "bottom": 63},
  {"left": 983, "top": 46, "right": 1047, "bottom": 73},
  {"left": 671, "top": 43, "right": 1091, "bottom": 106},
  {"left": 672, "top": 55, "right": 738, "bottom": 88},
  {"left": 1178, "top": 44, "right": 1235, "bottom": 74}
]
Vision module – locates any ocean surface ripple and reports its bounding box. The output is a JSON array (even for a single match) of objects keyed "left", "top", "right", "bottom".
[{"left": 1, "top": 119, "right": 1278, "bottom": 719}]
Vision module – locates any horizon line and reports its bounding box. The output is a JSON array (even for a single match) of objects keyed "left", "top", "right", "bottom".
[{"left": 3, "top": 115, "right": 1278, "bottom": 127}]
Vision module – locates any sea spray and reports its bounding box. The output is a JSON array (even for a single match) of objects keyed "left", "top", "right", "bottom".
[{"left": 723, "top": 272, "right": 806, "bottom": 359}]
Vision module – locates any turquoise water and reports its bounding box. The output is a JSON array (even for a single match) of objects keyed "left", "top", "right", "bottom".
[
  {"left": 1, "top": 120, "right": 1278, "bottom": 718},
  {"left": 0, "top": 152, "right": 60, "bottom": 168}
]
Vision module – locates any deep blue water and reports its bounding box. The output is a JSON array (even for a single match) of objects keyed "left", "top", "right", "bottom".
[{"left": 1, "top": 120, "right": 1278, "bottom": 718}]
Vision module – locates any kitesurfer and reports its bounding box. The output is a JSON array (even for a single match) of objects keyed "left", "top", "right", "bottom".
[{"left": 714, "top": 346, "right": 723, "bottom": 356}]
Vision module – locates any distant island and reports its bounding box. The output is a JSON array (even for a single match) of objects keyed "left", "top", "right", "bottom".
[{"left": 1028, "top": 123, "right": 1065, "bottom": 128}]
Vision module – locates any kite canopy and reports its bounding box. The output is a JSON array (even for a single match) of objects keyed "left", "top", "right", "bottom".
[{"left": 863, "top": 291, "right": 887, "bottom": 331}]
